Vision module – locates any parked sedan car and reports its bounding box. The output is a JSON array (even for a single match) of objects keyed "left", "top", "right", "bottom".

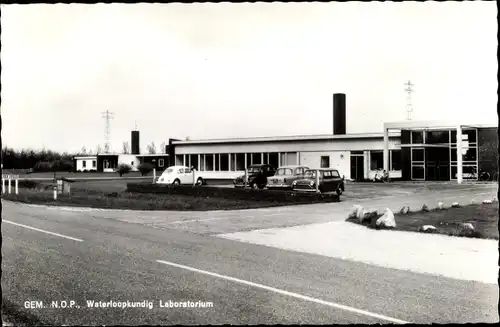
[
  {"left": 157, "top": 166, "right": 194, "bottom": 185},
  {"left": 234, "top": 164, "right": 276, "bottom": 189},
  {"left": 292, "top": 169, "right": 345, "bottom": 195},
  {"left": 266, "top": 165, "right": 310, "bottom": 190}
]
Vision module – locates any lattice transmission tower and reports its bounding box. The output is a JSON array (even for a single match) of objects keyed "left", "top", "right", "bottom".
[
  {"left": 101, "top": 110, "right": 114, "bottom": 153},
  {"left": 404, "top": 80, "right": 414, "bottom": 120}
]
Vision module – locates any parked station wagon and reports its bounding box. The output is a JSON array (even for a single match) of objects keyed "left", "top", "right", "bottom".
[
  {"left": 234, "top": 164, "right": 276, "bottom": 189},
  {"left": 292, "top": 169, "right": 345, "bottom": 195},
  {"left": 266, "top": 165, "right": 310, "bottom": 190}
]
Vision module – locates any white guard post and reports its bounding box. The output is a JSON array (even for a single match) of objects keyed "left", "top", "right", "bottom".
[
  {"left": 383, "top": 127, "right": 390, "bottom": 172},
  {"left": 15, "top": 178, "right": 19, "bottom": 195},
  {"left": 8, "top": 176, "right": 12, "bottom": 194},
  {"left": 53, "top": 185, "right": 57, "bottom": 200},
  {"left": 153, "top": 168, "right": 156, "bottom": 184},
  {"left": 2, "top": 177, "right": 5, "bottom": 194},
  {"left": 456, "top": 124, "right": 463, "bottom": 184},
  {"left": 315, "top": 170, "right": 320, "bottom": 192}
]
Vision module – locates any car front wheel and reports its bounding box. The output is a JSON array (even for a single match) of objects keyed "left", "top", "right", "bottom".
[
  {"left": 336, "top": 187, "right": 343, "bottom": 195},
  {"left": 173, "top": 179, "right": 180, "bottom": 186},
  {"left": 196, "top": 177, "right": 203, "bottom": 186},
  {"left": 251, "top": 182, "right": 258, "bottom": 190}
]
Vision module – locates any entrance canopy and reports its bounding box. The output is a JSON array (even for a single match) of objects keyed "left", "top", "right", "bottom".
[{"left": 384, "top": 120, "right": 496, "bottom": 131}]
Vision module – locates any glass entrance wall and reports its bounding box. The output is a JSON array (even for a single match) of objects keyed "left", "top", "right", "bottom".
[
  {"left": 411, "top": 148, "right": 425, "bottom": 180},
  {"left": 406, "top": 128, "right": 478, "bottom": 181}
]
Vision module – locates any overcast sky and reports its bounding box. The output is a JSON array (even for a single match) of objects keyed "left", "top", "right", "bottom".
[{"left": 1, "top": 2, "right": 497, "bottom": 153}]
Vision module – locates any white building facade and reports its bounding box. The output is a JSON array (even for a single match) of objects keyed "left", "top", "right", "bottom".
[
  {"left": 74, "top": 156, "right": 98, "bottom": 172},
  {"left": 171, "top": 133, "right": 403, "bottom": 181}
]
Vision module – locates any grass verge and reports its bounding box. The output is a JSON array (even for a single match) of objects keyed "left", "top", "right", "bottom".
[
  {"left": 346, "top": 202, "right": 499, "bottom": 240},
  {"left": 3, "top": 183, "right": 338, "bottom": 211}
]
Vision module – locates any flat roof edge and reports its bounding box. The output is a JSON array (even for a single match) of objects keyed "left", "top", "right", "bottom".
[{"left": 172, "top": 132, "right": 401, "bottom": 145}]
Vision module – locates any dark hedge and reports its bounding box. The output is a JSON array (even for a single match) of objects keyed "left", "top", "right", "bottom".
[{"left": 126, "top": 182, "right": 339, "bottom": 204}]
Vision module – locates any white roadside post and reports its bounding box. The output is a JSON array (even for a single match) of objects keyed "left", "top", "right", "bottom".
[
  {"left": 153, "top": 168, "right": 156, "bottom": 184},
  {"left": 8, "top": 176, "right": 12, "bottom": 194},
  {"left": 457, "top": 125, "right": 463, "bottom": 184},
  {"left": 315, "top": 170, "right": 320, "bottom": 193},
  {"left": 15, "top": 177, "right": 18, "bottom": 195},
  {"left": 2, "top": 176, "right": 5, "bottom": 194}
]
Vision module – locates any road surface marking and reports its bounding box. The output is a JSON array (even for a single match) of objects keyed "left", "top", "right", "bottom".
[
  {"left": 156, "top": 259, "right": 409, "bottom": 324},
  {"left": 3, "top": 220, "right": 84, "bottom": 242}
]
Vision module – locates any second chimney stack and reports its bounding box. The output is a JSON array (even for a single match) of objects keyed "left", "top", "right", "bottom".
[
  {"left": 131, "top": 130, "right": 140, "bottom": 154},
  {"left": 333, "top": 93, "right": 346, "bottom": 135}
]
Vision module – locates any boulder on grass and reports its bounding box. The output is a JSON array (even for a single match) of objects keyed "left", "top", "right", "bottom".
[
  {"left": 456, "top": 222, "right": 476, "bottom": 237},
  {"left": 375, "top": 208, "right": 396, "bottom": 229},
  {"left": 348, "top": 205, "right": 363, "bottom": 220},
  {"left": 418, "top": 225, "right": 437, "bottom": 233},
  {"left": 451, "top": 202, "right": 460, "bottom": 208},
  {"left": 437, "top": 202, "right": 444, "bottom": 210},
  {"left": 421, "top": 204, "right": 429, "bottom": 212},
  {"left": 483, "top": 199, "right": 493, "bottom": 204},
  {"left": 400, "top": 205, "right": 410, "bottom": 215}
]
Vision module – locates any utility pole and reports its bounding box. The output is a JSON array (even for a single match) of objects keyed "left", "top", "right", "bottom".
[
  {"left": 101, "top": 110, "right": 114, "bottom": 153},
  {"left": 404, "top": 80, "right": 414, "bottom": 120}
]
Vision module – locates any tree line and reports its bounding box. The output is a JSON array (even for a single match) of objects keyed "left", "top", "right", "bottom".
[
  {"left": 2, "top": 140, "right": 168, "bottom": 172},
  {"left": 1, "top": 147, "right": 84, "bottom": 172}
]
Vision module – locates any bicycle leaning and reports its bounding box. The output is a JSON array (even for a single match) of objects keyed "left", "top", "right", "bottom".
[
  {"left": 373, "top": 169, "right": 390, "bottom": 183},
  {"left": 470, "top": 167, "right": 491, "bottom": 182},
  {"left": 469, "top": 167, "right": 498, "bottom": 182}
]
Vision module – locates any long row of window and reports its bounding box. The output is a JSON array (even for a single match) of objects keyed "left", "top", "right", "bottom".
[
  {"left": 176, "top": 152, "right": 298, "bottom": 172},
  {"left": 177, "top": 151, "right": 404, "bottom": 172}
]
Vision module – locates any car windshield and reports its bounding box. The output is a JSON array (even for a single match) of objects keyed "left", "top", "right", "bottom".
[
  {"left": 276, "top": 168, "right": 293, "bottom": 176},
  {"left": 331, "top": 170, "right": 340, "bottom": 177},
  {"left": 304, "top": 170, "right": 317, "bottom": 178},
  {"left": 247, "top": 167, "right": 261, "bottom": 173}
]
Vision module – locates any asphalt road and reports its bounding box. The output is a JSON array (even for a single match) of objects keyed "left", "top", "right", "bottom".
[{"left": 2, "top": 201, "right": 498, "bottom": 325}]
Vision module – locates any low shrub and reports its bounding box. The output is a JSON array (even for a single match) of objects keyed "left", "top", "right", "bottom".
[
  {"left": 138, "top": 163, "right": 155, "bottom": 176},
  {"left": 33, "top": 161, "right": 53, "bottom": 172},
  {"left": 32, "top": 159, "right": 73, "bottom": 172},
  {"left": 17, "top": 180, "right": 40, "bottom": 189},
  {"left": 126, "top": 182, "right": 339, "bottom": 204},
  {"left": 118, "top": 164, "right": 132, "bottom": 177}
]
